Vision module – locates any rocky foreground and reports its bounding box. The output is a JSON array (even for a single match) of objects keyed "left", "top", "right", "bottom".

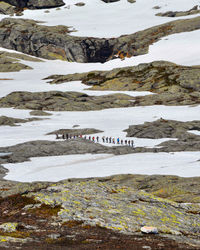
[{"left": 0, "top": 174, "right": 200, "bottom": 249}]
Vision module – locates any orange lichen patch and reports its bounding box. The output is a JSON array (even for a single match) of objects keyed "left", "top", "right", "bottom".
[
  {"left": 63, "top": 220, "right": 84, "bottom": 228},
  {"left": 0, "top": 78, "right": 13, "bottom": 80},
  {"left": 132, "top": 80, "right": 142, "bottom": 84},
  {"left": 0, "top": 188, "right": 9, "bottom": 191},
  {"left": 82, "top": 224, "right": 92, "bottom": 230},
  {"left": 28, "top": 204, "right": 61, "bottom": 218}
]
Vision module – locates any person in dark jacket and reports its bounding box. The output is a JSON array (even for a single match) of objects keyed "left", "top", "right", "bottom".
[{"left": 131, "top": 140, "right": 134, "bottom": 147}]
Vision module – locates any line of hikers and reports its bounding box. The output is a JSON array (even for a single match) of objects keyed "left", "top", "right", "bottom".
[{"left": 56, "top": 134, "right": 134, "bottom": 147}]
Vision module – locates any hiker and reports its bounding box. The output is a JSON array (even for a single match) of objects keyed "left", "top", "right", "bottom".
[
  {"left": 112, "top": 138, "right": 115, "bottom": 144},
  {"left": 96, "top": 136, "right": 99, "bottom": 142},
  {"left": 117, "top": 138, "right": 120, "bottom": 144},
  {"left": 125, "top": 140, "right": 127, "bottom": 145},
  {"left": 62, "top": 134, "right": 65, "bottom": 139},
  {"left": 92, "top": 136, "right": 95, "bottom": 142},
  {"left": 56, "top": 133, "right": 59, "bottom": 139},
  {"left": 84, "top": 135, "right": 87, "bottom": 140},
  {"left": 102, "top": 136, "right": 105, "bottom": 143},
  {"left": 66, "top": 133, "right": 69, "bottom": 140},
  {"left": 106, "top": 137, "right": 108, "bottom": 143},
  {"left": 121, "top": 139, "right": 123, "bottom": 145},
  {"left": 109, "top": 137, "right": 112, "bottom": 143},
  {"left": 128, "top": 140, "right": 130, "bottom": 146},
  {"left": 80, "top": 134, "right": 82, "bottom": 138},
  {"left": 131, "top": 140, "right": 134, "bottom": 147},
  {"left": 89, "top": 136, "right": 91, "bottom": 140}
]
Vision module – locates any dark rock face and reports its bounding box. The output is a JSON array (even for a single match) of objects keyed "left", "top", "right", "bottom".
[
  {"left": 2, "top": 0, "right": 26, "bottom": 8},
  {"left": 2, "top": 0, "right": 65, "bottom": 9},
  {"left": 0, "top": 16, "right": 200, "bottom": 62}
]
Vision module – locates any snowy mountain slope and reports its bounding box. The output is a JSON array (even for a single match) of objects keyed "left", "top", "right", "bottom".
[{"left": 0, "top": 0, "right": 200, "bottom": 182}]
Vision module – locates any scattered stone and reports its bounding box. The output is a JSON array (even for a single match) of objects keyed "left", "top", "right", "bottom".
[
  {"left": 141, "top": 226, "right": 158, "bottom": 234},
  {"left": 101, "top": 0, "right": 120, "bottom": 3},
  {"left": 29, "top": 110, "right": 52, "bottom": 116},
  {"left": 127, "top": 0, "right": 136, "bottom": 3},
  {"left": 153, "top": 6, "right": 161, "bottom": 9},
  {"left": 75, "top": 2, "right": 85, "bottom": 7}
]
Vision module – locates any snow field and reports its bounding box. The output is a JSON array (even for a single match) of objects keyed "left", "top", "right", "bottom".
[
  {"left": 4, "top": 151, "right": 200, "bottom": 182},
  {"left": 0, "top": 0, "right": 199, "bottom": 37}
]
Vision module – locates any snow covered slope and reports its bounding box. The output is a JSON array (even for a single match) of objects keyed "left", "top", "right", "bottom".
[{"left": 0, "top": 0, "right": 200, "bottom": 182}]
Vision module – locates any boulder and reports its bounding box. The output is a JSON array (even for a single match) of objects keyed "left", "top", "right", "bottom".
[{"left": 141, "top": 226, "right": 158, "bottom": 234}]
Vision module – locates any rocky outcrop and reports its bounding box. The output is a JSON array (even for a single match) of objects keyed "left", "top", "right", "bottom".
[
  {"left": 156, "top": 5, "right": 200, "bottom": 17},
  {"left": 29, "top": 110, "right": 52, "bottom": 116},
  {"left": 0, "top": 116, "right": 42, "bottom": 126},
  {"left": 47, "top": 128, "right": 103, "bottom": 136},
  {"left": 46, "top": 61, "right": 200, "bottom": 94},
  {"left": 0, "top": 16, "right": 200, "bottom": 62},
  {"left": 0, "top": 175, "right": 200, "bottom": 248},
  {"left": 2, "top": 0, "right": 65, "bottom": 9},
  {"left": 124, "top": 119, "right": 200, "bottom": 139},
  {"left": 0, "top": 91, "right": 135, "bottom": 111},
  {"left": 0, "top": 51, "right": 42, "bottom": 72},
  {"left": 0, "top": 52, "right": 31, "bottom": 72},
  {"left": 124, "top": 119, "right": 200, "bottom": 153},
  {"left": 0, "top": 139, "right": 134, "bottom": 165},
  {"left": 0, "top": 1, "right": 15, "bottom": 15},
  {"left": 133, "top": 91, "right": 200, "bottom": 106},
  {"left": 0, "top": 90, "right": 200, "bottom": 111}
]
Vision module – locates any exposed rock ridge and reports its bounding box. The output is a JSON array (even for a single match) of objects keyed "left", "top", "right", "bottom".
[
  {"left": 156, "top": 5, "right": 200, "bottom": 17},
  {"left": 0, "top": 16, "right": 200, "bottom": 62},
  {"left": 45, "top": 61, "right": 200, "bottom": 94},
  {"left": 124, "top": 119, "right": 200, "bottom": 139},
  {"left": 0, "top": 91, "right": 135, "bottom": 111},
  {"left": 0, "top": 174, "right": 200, "bottom": 248}
]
